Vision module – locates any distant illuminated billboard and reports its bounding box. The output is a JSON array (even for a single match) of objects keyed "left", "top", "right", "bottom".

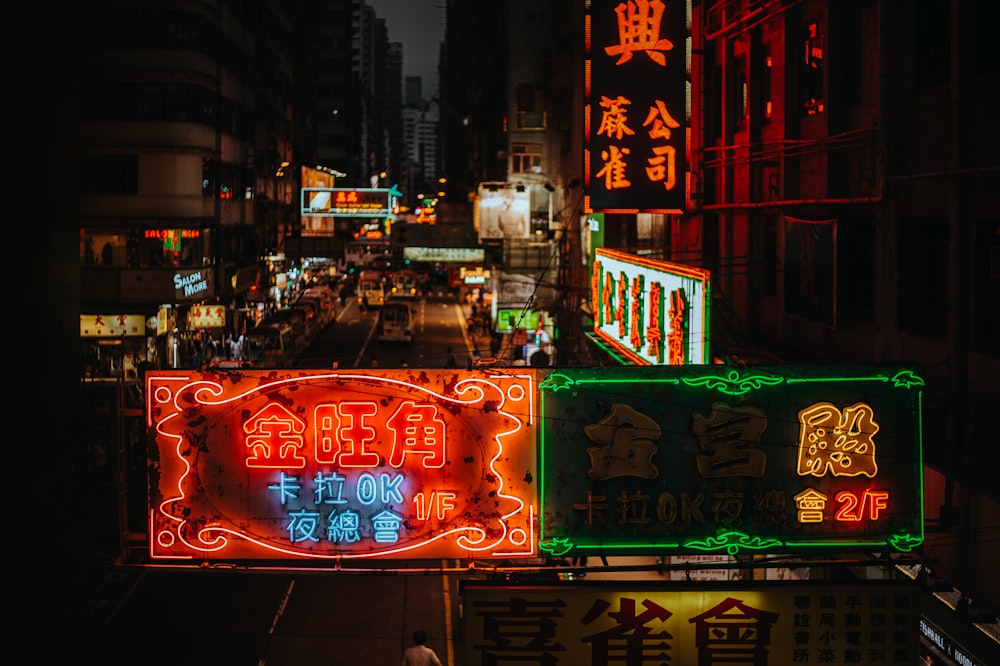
[
  {"left": 463, "top": 583, "right": 919, "bottom": 666},
  {"left": 476, "top": 183, "right": 531, "bottom": 240},
  {"left": 592, "top": 247, "right": 710, "bottom": 365},
  {"left": 80, "top": 314, "right": 145, "bottom": 338},
  {"left": 585, "top": 0, "right": 689, "bottom": 213},
  {"left": 496, "top": 309, "right": 541, "bottom": 334},
  {"left": 402, "top": 246, "right": 486, "bottom": 263},
  {"left": 537, "top": 365, "right": 925, "bottom": 558},
  {"left": 187, "top": 303, "right": 226, "bottom": 330},
  {"left": 146, "top": 369, "right": 538, "bottom": 562},
  {"left": 301, "top": 187, "right": 398, "bottom": 217}
]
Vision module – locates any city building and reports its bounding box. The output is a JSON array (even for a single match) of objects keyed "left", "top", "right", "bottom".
[
  {"left": 435, "top": 1, "right": 998, "bottom": 663},
  {"left": 402, "top": 75, "right": 440, "bottom": 212},
  {"left": 28, "top": 1, "right": 998, "bottom": 663}
]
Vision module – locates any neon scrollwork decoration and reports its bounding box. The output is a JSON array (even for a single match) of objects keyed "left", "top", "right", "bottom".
[
  {"left": 146, "top": 369, "right": 539, "bottom": 562},
  {"left": 538, "top": 364, "right": 925, "bottom": 558}
]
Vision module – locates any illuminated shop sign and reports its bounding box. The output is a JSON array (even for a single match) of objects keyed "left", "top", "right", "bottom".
[
  {"left": 496, "top": 309, "right": 541, "bottom": 334},
  {"left": 537, "top": 365, "right": 924, "bottom": 558},
  {"left": 477, "top": 184, "right": 531, "bottom": 240},
  {"left": 187, "top": 304, "right": 226, "bottom": 330},
  {"left": 592, "top": 247, "right": 710, "bottom": 365},
  {"left": 145, "top": 229, "right": 201, "bottom": 240},
  {"left": 173, "top": 268, "right": 212, "bottom": 301},
  {"left": 919, "top": 618, "right": 980, "bottom": 666},
  {"left": 586, "top": 0, "right": 689, "bottom": 213},
  {"left": 145, "top": 228, "right": 200, "bottom": 252},
  {"left": 415, "top": 198, "right": 437, "bottom": 223},
  {"left": 403, "top": 247, "right": 486, "bottom": 263},
  {"left": 146, "top": 369, "right": 538, "bottom": 562},
  {"left": 463, "top": 583, "right": 919, "bottom": 666},
  {"left": 80, "top": 314, "right": 146, "bottom": 337},
  {"left": 301, "top": 188, "right": 398, "bottom": 217},
  {"left": 460, "top": 266, "right": 491, "bottom": 284}
]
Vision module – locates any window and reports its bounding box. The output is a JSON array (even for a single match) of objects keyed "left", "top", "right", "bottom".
[
  {"left": 898, "top": 217, "right": 947, "bottom": 339},
  {"left": 975, "top": 0, "right": 999, "bottom": 74},
  {"left": 81, "top": 155, "right": 139, "bottom": 195},
  {"left": 516, "top": 111, "right": 546, "bottom": 129},
  {"left": 759, "top": 45, "right": 773, "bottom": 124},
  {"left": 706, "top": 55, "right": 722, "bottom": 140},
  {"left": 516, "top": 83, "right": 535, "bottom": 112},
  {"left": 511, "top": 143, "right": 541, "bottom": 174},
  {"left": 973, "top": 220, "right": 1000, "bottom": 356},
  {"left": 801, "top": 22, "right": 825, "bottom": 115},
  {"left": 840, "top": 1, "right": 863, "bottom": 105},
  {"left": 837, "top": 220, "right": 875, "bottom": 322},
  {"left": 916, "top": 0, "right": 950, "bottom": 87},
  {"left": 732, "top": 54, "right": 748, "bottom": 132},
  {"left": 763, "top": 215, "right": 777, "bottom": 296}
]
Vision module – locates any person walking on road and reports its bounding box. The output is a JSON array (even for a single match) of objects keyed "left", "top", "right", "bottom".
[{"left": 402, "top": 629, "right": 442, "bottom": 666}]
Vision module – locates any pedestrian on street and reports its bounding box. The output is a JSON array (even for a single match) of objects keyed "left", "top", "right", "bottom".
[{"left": 401, "top": 629, "right": 442, "bottom": 666}]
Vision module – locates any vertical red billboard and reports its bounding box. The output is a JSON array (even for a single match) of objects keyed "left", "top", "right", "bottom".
[
  {"left": 586, "top": 0, "right": 689, "bottom": 213},
  {"left": 146, "top": 369, "right": 539, "bottom": 562}
]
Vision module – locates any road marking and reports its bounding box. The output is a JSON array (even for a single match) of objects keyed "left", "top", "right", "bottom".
[
  {"left": 457, "top": 303, "right": 477, "bottom": 358},
  {"left": 258, "top": 578, "right": 296, "bottom": 666}
]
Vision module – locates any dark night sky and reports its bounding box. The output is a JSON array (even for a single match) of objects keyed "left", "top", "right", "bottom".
[{"left": 368, "top": 0, "right": 445, "bottom": 95}]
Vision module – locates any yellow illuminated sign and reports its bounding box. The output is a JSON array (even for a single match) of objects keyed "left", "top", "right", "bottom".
[{"left": 463, "top": 584, "right": 919, "bottom": 665}]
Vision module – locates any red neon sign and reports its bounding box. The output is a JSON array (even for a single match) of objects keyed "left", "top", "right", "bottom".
[{"left": 146, "top": 369, "right": 539, "bottom": 561}]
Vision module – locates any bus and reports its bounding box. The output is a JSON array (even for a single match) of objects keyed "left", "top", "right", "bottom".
[
  {"left": 263, "top": 307, "right": 311, "bottom": 349},
  {"left": 241, "top": 321, "right": 300, "bottom": 368},
  {"left": 389, "top": 269, "right": 420, "bottom": 298},
  {"left": 290, "top": 300, "right": 323, "bottom": 343},
  {"left": 356, "top": 270, "right": 386, "bottom": 308},
  {"left": 300, "top": 285, "right": 338, "bottom": 327},
  {"left": 375, "top": 298, "right": 413, "bottom": 344}
]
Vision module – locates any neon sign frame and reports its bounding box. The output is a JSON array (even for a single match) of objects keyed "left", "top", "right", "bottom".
[
  {"left": 146, "top": 369, "right": 538, "bottom": 562},
  {"left": 585, "top": 0, "right": 690, "bottom": 213},
  {"left": 301, "top": 187, "right": 397, "bottom": 217},
  {"left": 592, "top": 247, "right": 710, "bottom": 365},
  {"left": 537, "top": 365, "right": 925, "bottom": 558}
]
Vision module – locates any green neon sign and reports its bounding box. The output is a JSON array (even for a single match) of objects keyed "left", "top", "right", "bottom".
[{"left": 537, "top": 365, "right": 924, "bottom": 557}]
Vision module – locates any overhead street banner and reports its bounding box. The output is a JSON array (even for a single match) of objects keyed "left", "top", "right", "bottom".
[
  {"left": 146, "top": 369, "right": 538, "bottom": 562},
  {"left": 537, "top": 365, "right": 924, "bottom": 558},
  {"left": 301, "top": 187, "right": 398, "bottom": 217},
  {"left": 462, "top": 582, "right": 920, "bottom": 666},
  {"left": 586, "top": 0, "right": 689, "bottom": 213}
]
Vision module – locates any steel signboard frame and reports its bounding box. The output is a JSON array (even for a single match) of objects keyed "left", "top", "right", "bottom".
[
  {"left": 537, "top": 365, "right": 925, "bottom": 558},
  {"left": 145, "top": 369, "right": 539, "bottom": 562},
  {"left": 301, "top": 187, "right": 397, "bottom": 217},
  {"left": 585, "top": 0, "right": 689, "bottom": 213},
  {"left": 462, "top": 582, "right": 920, "bottom": 666},
  {"left": 592, "top": 247, "right": 711, "bottom": 366},
  {"left": 476, "top": 183, "right": 532, "bottom": 240}
]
